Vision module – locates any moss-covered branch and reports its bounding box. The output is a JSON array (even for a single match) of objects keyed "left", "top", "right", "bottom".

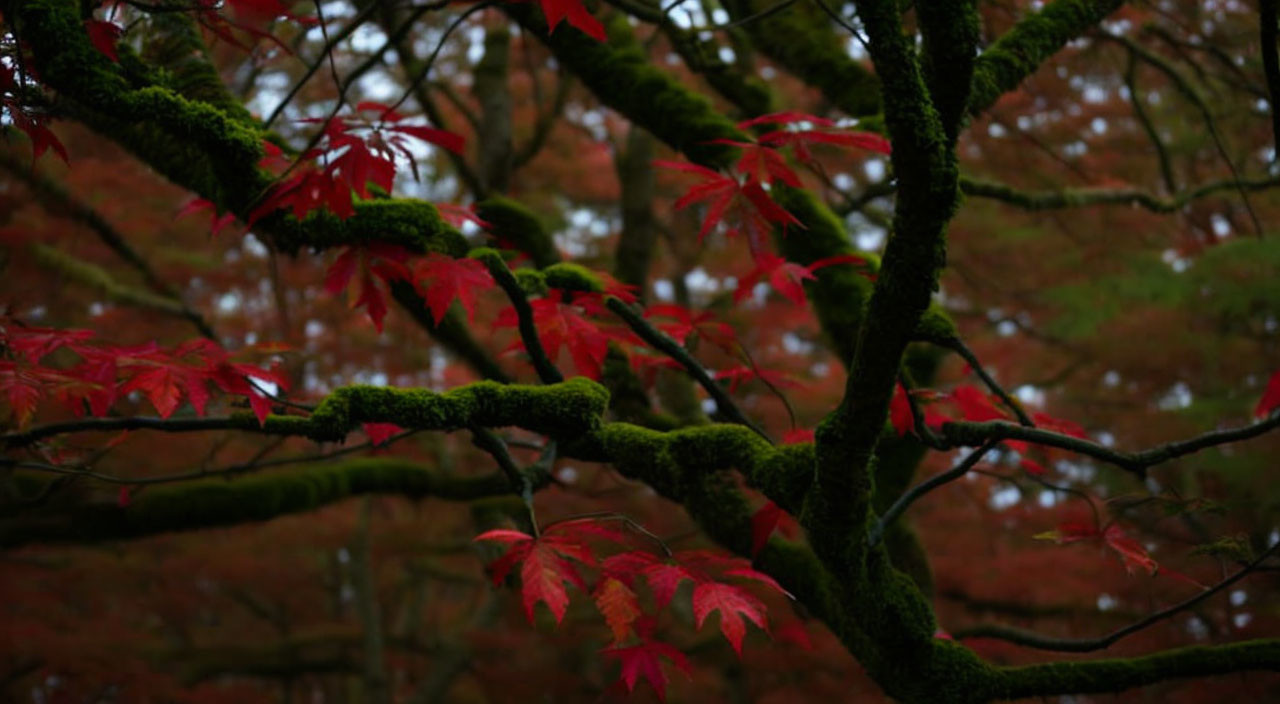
[
  {"left": 990, "top": 640, "right": 1280, "bottom": 700},
  {"left": 501, "top": 7, "right": 746, "bottom": 168},
  {"left": 0, "top": 458, "right": 517, "bottom": 548},
  {"left": 967, "top": 0, "right": 1125, "bottom": 116},
  {"left": 4, "top": 378, "right": 609, "bottom": 447},
  {"left": 720, "top": 0, "right": 882, "bottom": 117}
]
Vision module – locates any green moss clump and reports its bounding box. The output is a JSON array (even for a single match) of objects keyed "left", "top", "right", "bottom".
[
  {"left": 513, "top": 269, "right": 549, "bottom": 297},
  {"left": 305, "top": 378, "right": 609, "bottom": 442},
  {"left": 475, "top": 196, "right": 562, "bottom": 268},
  {"left": 598, "top": 422, "right": 812, "bottom": 514},
  {"left": 542, "top": 262, "right": 603, "bottom": 293}
]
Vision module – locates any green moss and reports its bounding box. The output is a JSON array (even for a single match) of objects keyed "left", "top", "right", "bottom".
[
  {"left": 306, "top": 378, "right": 608, "bottom": 442},
  {"left": 269, "top": 199, "right": 467, "bottom": 257},
  {"left": 503, "top": 8, "right": 745, "bottom": 168},
  {"left": 141, "top": 12, "right": 256, "bottom": 122},
  {"left": 598, "top": 422, "right": 812, "bottom": 513},
  {"left": 601, "top": 347, "right": 678, "bottom": 429},
  {"left": 15, "top": 0, "right": 466, "bottom": 259},
  {"left": 513, "top": 269, "right": 549, "bottom": 297},
  {"left": 475, "top": 196, "right": 562, "bottom": 268},
  {"left": 720, "top": 0, "right": 881, "bottom": 117},
  {"left": 542, "top": 262, "right": 603, "bottom": 293},
  {"left": 968, "top": 0, "right": 1124, "bottom": 116}
]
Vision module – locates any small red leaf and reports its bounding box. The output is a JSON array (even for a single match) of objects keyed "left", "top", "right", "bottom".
[
  {"left": 85, "top": 20, "right": 123, "bottom": 62},
  {"left": 1255, "top": 369, "right": 1280, "bottom": 418},
  {"left": 362, "top": 422, "right": 404, "bottom": 446},
  {"left": 411, "top": 254, "right": 495, "bottom": 324},
  {"left": 750, "top": 501, "right": 784, "bottom": 557},
  {"left": 692, "top": 582, "right": 768, "bottom": 656},
  {"left": 602, "top": 638, "right": 690, "bottom": 702}
]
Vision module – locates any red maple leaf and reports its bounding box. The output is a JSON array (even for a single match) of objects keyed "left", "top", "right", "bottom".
[
  {"left": 323, "top": 244, "right": 413, "bottom": 332},
  {"left": 362, "top": 422, "right": 404, "bottom": 447},
  {"left": 749, "top": 500, "right": 801, "bottom": 557},
  {"left": 949, "top": 384, "right": 1008, "bottom": 422},
  {"left": 475, "top": 521, "right": 630, "bottom": 624},
  {"left": 602, "top": 637, "right": 691, "bottom": 702},
  {"left": 737, "top": 111, "right": 893, "bottom": 163},
  {"left": 0, "top": 362, "right": 43, "bottom": 427},
  {"left": 715, "top": 364, "right": 803, "bottom": 393},
  {"left": 177, "top": 198, "right": 239, "bottom": 238},
  {"left": 693, "top": 582, "right": 768, "bottom": 655},
  {"left": 643, "top": 304, "right": 737, "bottom": 350},
  {"left": 250, "top": 110, "right": 462, "bottom": 222},
  {"left": 734, "top": 253, "right": 818, "bottom": 306},
  {"left": 1255, "top": 368, "right": 1280, "bottom": 418},
  {"left": 889, "top": 383, "right": 914, "bottom": 436},
  {"left": 496, "top": 297, "right": 626, "bottom": 379},
  {"left": 85, "top": 19, "right": 123, "bottom": 63},
  {"left": 655, "top": 161, "right": 802, "bottom": 256},
  {"left": 1037, "top": 522, "right": 1160, "bottom": 577},
  {"left": 410, "top": 254, "right": 495, "bottom": 324},
  {"left": 2, "top": 324, "right": 95, "bottom": 364},
  {"left": 435, "top": 203, "right": 491, "bottom": 230},
  {"left": 535, "top": 0, "right": 607, "bottom": 41},
  {"left": 593, "top": 576, "right": 643, "bottom": 643},
  {"left": 1019, "top": 458, "right": 1048, "bottom": 476}
]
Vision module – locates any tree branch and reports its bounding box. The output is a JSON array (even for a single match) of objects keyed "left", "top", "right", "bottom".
[
  {"left": 955, "top": 540, "right": 1280, "bottom": 652},
  {"left": 939, "top": 412, "right": 1280, "bottom": 478}
]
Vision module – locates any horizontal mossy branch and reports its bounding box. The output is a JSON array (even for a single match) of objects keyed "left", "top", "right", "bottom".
[
  {"left": 0, "top": 459, "right": 516, "bottom": 548},
  {"left": 4, "top": 378, "right": 609, "bottom": 447},
  {"left": 991, "top": 639, "right": 1280, "bottom": 701},
  {"left": 26, "top": 240, "right": 173, "bottom": 307},
  {"left": 596, "top": 422, "right": 812, "bottom": 515},
  {"left": 938, "top": 412, "right": 1280, "bottom": 478},
  {"left": 961, "top": 174, "right": 1280, "bottom": 213}
]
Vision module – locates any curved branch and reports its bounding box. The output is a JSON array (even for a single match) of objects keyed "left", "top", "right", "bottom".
[
  {"left": 3, "top": 378, "right": 608, "bottom": 447},
  {"left": 939, "top": 412, "right": 1280, "bottom": 478},
  {"left": 991, "top": 639, "right": 1280, "bottom": 700},
  {"left": 955, "top": 540, "right": 1280, "bottom": 652},
  {"left": 959, "top": 174, "right": 1280, "bottom": 213},
  {"left": 0, "top": 458, "right": 522, "bottom": 549},
  {"left": 605, "top": 297, "right": 771, "bottom": 441}
]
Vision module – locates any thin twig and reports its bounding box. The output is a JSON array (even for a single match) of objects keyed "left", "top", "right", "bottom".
[
  {"left": 937, "top": 336, "right": 1034, "bottom": 427},
  {"left": 951, "top": 540, "right": 1280, "bottom": 651},
  {"left": 867, "top": 440, "right": 999, "bottom": 548},
  {"left": 605, "top": 297, "right": 772, "bottom": 442}
]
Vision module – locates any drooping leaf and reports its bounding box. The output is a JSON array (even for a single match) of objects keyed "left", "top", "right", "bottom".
[
  {"left": 594, "top": 576, "right": 643, "bottom": 643},
  {"left": 362, "top": 422, "right": 404, "bottom": 446},
  {"left": 410, "top": 254, "right": 495, "bottom": 324},
  {"left": 602, "top": 638, "right": 690, "bottom": 702},
  {"left": 1255, "top": 368, "right": 1280, "bottom": 418},
  {"left": 750, "top": 501, "right": 784, "bottom": 557},
  {"left": 85, "top": 19, "right": 123, "bottom": 62},
  {"left": 692, "top": 582, "right": 768, "bottom": 655},
  {"left": 537, "top": 0, "right": 607, "bottom": 41}
]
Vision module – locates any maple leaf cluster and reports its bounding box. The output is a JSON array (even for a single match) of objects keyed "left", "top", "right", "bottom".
[
  {"left": 250, "top": 103, "right": 464, "bottom": 223},
  {"left": 0, "top": 320, "right": 287, "bottom": 428},
  {"left": 475, "top": 518, "right": 791, "bottom": 700},
  {"left": 658, "top": 112, "right": 889, "bottom": 306}
]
